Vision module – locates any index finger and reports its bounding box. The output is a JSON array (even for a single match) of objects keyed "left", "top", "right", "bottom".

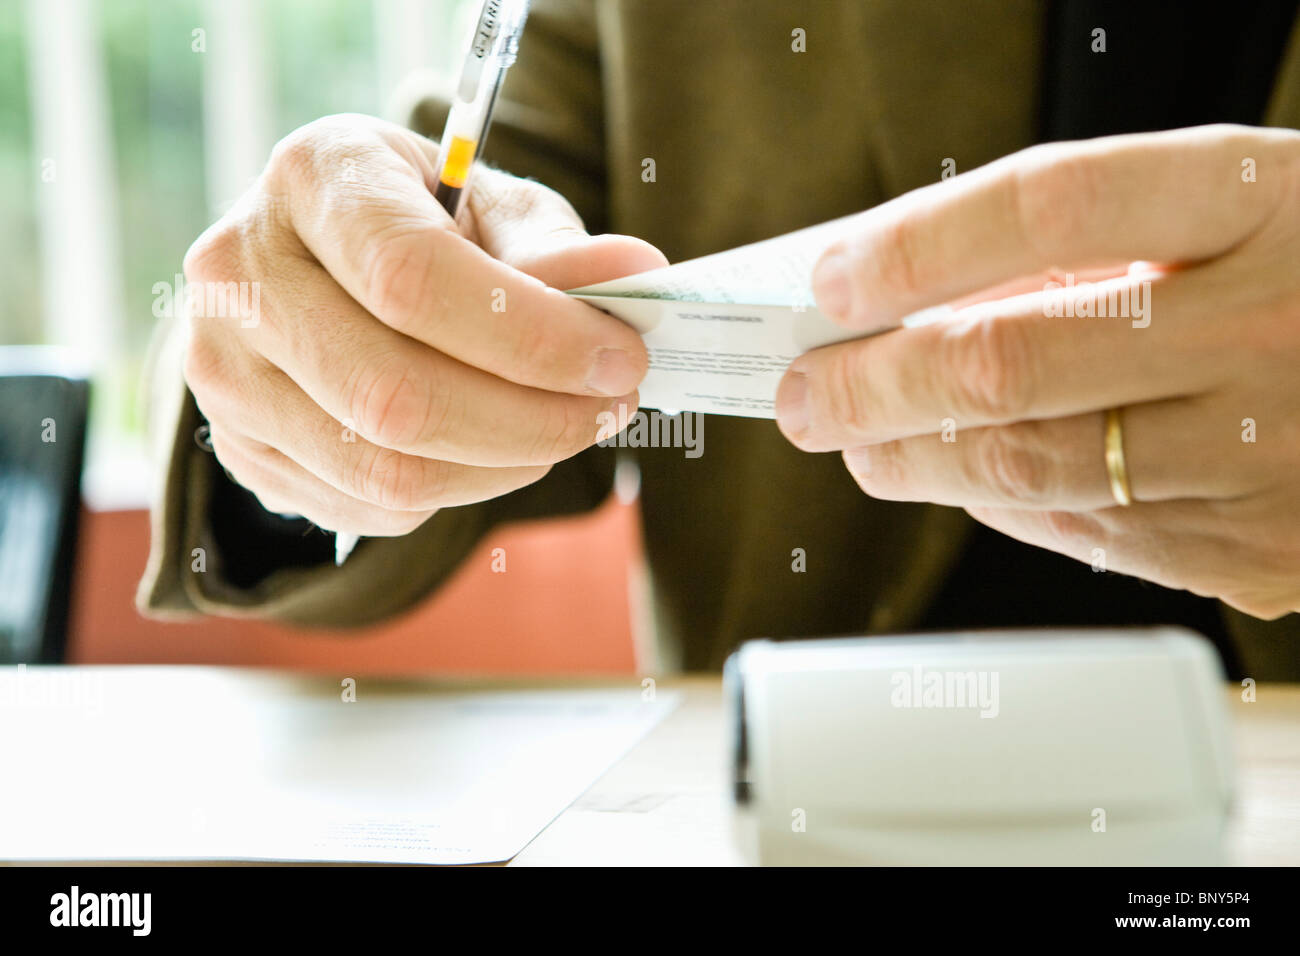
[
  {"left": 814, "top": 124, "right": 1295, "bottom": 329},
  {"left": 776, "top": 268, "right": 1235, "bottom": 452},
  {"left": 269, "top": 116, "right": 649, "bottom": 397}
]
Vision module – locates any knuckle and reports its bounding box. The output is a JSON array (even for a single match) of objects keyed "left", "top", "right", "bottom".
[
  {"left": 870, "top": 214, "right": 931, "bottom": 304},
  {"left": 1041, "top": 509, "right": 1096, "bottom": 548},
  {"left": 347, "top": 356, "right": 441, "bottom": 448},
  {"left": 183, "top": 219, "right": 243, "bottom": 290},
  {"left": 820, "top": 349, "right": 875, "bottom": 437},
  {"left": 971, "top": 426, "right": 1050, "bottom": 504},
  {"left": 506, "top": 309, "right": 563, "bottom": 382},
  {"left": 528, "top": 399, "right": 600, "bottom": 464},
  {"left": 941, "top": 319, "right": 1035, "bottom": 422},
  {"left": 267, "top": 116, "right": 379, "bottom": 196},
  {"left": 181, "top": 334, "right": 227, "bottom": 398},
  {"left": 1011, "top": 146, "right": 1106, "bottom": 261},
  {"left": 363, "top": 226, "right": 448, "bottom": 327},
  {"left": 267, "top": 121, "right": 332, "bottom": 186},
  {"left": 350, "top": 445, "right": 424, "bottom": 511},
  {"left": 412, "top": 460, "right": 455, "bottom": 506},
  {"left": 852, "top": 442, "right": 909, "bottom": 497}
]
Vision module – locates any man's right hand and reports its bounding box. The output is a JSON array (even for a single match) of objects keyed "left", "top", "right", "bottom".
[{"left": 181, "top": 113, "right": 664, "bottom": 538}]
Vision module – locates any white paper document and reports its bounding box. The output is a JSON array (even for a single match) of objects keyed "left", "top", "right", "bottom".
[
  {"left": 568, "top": 216, "right": 864, "bottom": 418},
  {"left": 0, "top": 666, "right": 678, "bottom": 864}
]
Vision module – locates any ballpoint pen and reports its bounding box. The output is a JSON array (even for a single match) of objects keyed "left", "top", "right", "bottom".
[{"left": 335, "top": 0, "right": 532, "bottom": 567}]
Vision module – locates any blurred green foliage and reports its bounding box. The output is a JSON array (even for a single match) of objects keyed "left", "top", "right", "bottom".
[
  {"left": 2, "top": 0, "right": 466, "bottom": 445},
  {"left": 0, "top": 1, "right": 39, "bottom": 347}
]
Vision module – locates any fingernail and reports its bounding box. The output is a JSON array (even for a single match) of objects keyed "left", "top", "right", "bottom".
[
  {"left": 586, "top": 348, "right": 642, "bottom": 396},
  {"left": 775, "top": 371, "right": 810, "bottom": 436},
  {"left": 812, "top": 249, "right": 852, "bottom": 319}
]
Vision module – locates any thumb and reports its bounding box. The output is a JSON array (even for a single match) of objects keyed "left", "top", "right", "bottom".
[
  {"left": 468, "top": 167, "right": 668, "bottom": 289},
  {"left": 516, "top": 232, "right": 670, "bottom": 291}
]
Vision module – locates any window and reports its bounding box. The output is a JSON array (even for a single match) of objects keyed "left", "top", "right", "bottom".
[{"left": 2, "top": 0, "right": 472, "bottom": 508}]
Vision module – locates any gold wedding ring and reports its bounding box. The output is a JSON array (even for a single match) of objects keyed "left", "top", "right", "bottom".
[{"left": 1104, "top": 407, "right": 1133, "bottom": 507}]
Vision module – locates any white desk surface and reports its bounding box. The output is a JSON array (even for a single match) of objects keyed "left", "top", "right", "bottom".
[
  {"left": 511, "top": 678, "right": 1300, "bottom": 866},
  {"left": 5, "top": 675, "right": 1296, "bottom": 866}
]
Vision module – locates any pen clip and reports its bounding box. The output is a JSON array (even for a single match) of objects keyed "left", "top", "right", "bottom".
[{"left": 454, "top": 0, "right": 528, "bottom": 103}]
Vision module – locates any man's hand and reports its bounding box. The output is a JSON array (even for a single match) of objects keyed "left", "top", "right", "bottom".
[
  {"left": 183, "top": 114, "right": 664, "bottom": 538},
  {"left": 775, "top": 124, "right": 1300, "bottom": 619}
]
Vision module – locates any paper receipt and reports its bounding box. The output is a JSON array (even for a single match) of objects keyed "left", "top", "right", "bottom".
[{"left": 567, "top": 216, "right": 864, "bottom": 419}]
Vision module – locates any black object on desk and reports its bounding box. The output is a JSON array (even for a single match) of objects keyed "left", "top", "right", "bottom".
[{"left": 0, "top": 348, "right": 90, "bottom": 663}]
